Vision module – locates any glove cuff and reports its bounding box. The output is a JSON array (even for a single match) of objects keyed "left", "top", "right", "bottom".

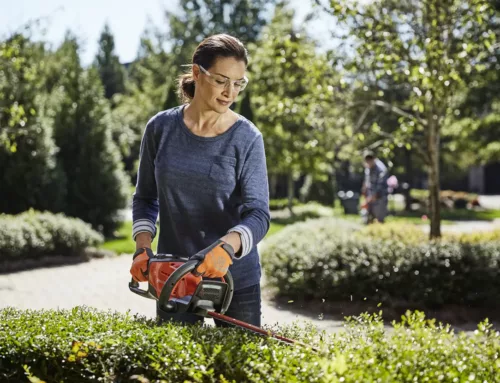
[
  {"left": 133, "top": 247, "right": 153, "bottom": 260},
  {"left": 220, "top": 241, "right": 235, "bottom": 259}
]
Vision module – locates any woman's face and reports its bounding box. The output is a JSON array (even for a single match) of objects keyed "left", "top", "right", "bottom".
[{"left": 193, "top": 56, "right": 247, "bottom": 113}]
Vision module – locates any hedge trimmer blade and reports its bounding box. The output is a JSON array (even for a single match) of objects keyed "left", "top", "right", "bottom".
[{"left": 208, "top": 311, "right": 319, "bottom": 352}]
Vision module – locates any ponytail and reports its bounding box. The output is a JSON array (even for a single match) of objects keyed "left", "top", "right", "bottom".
[{"left": 177, "top": 72, "right": 195, "bottom": 103}]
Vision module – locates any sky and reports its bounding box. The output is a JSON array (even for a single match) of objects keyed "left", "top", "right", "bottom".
[{"left": 0, "top": 0, "right": 334, "bottom": 66}]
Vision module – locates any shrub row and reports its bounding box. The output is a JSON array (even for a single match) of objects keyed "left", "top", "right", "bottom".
[
  {"left": 410, "top": 189, "right": 479, "bottom": 209},
  {"left": 0, "top": 307, "right": 498, "bottom": 382},
  {"left": 270, "top": 198, "right": 302, "bottom": 210},
  {"left": 0, "top": 210, "right": 104, "bottom": 260},
  {"left": 358, "top": 222, "right": 500, "bottom": 245},
  {"left": 262, "top": 218, "right": 500, "bottom": 307}
]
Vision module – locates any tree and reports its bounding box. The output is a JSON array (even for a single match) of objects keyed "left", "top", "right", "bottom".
[
  {"left": 319, "top": 0, "right": 498, "bottom": 238},
  {"left": 445, "top": 0, "right": 500, "bottom": 166},
  {"left": 249, "top": 2, "right": 347, "bottom": 212},
  {"left": 0, "top": 33, "right": 66, "bottom": 213},
  {"left": 95, "top": 23, "right": 126, "bottom": 101},
  {"left": 49, "top": 34, "right": 130, "bottom": 235},
  {"left": 237, "top": 90, "right": 254, "bottom": 122},
  {"left": 167, "top": 0, "right": 275, "bottom": 66}
]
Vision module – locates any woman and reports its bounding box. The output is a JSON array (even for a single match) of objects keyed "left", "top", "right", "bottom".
[{"left": 129, "top": 34, "right": 270, "bottom": 327}]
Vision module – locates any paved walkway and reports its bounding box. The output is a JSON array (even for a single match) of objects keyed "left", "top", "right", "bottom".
[{"left": 0, "top": 254, "right": 344, "bottom": 334}]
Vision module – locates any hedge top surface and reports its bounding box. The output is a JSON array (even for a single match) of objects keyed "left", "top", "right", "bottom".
[{"left": 1, "top": 307, "right": 499, "bottom": 382}]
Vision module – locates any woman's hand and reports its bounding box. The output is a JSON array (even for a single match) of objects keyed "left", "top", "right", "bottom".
[{"left": 190, "top": 240, "right": 235, "bottom": 278}]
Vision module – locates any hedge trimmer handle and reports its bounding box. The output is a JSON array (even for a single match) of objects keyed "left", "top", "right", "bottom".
[
  {"left": 129, "top": 278, "right": 156, "bottom": 299},
  {"left": 157, "top": 260, "right": 234, "bottom": 315}
]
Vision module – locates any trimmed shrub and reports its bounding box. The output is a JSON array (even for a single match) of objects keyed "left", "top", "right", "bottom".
[
  {"left": 262, "top": 218, "right": 500, "bottom": 307},
  {"left": 410, "top": 189, "right": 479, "bottom": 209},
  {"left": 358, "top": 222, "right": 500, "bottom": 245},
  {"left": 0, "top": 210, "right": 104, "bottom": 260},
  {"left": 0, "top": 307, "right": 499, "bottom": 382},
  {"left": 271, "top": 202, "right": 336, "bottom": 225},
  {"left": 270, "top": 198, "right": 302, "bottom": 210}
]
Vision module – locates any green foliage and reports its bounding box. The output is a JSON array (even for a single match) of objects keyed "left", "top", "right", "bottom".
[
  {"left": 94, "top": 23, "right": 126, "bottom": 100},
  {"left": 113, "top": 32, "right": 173, "bottom": 181},
  {"left": 410, "top": 189, "right": 479, "bottom": 209},
  {"left": 100, "top": 220, "right": 158, "bottom": 255},
  {"left": 358, "top": 222, "right": 500, "bottom": 245},
  {"left": 49, "top": 35, "right": 130, "bottom": 235},
  {"left": 323, "top": 0, "right": 499, "bottom": 237},
  {"left": 270, "top": 198, "right": 302, "bottom": 210},
  {"left": 0, "top": 33, "right": 66, "bottom": 213},
  {"left": 236, "top": 89, "right": 254, "bottom": 121},
  {"left": 167, "top": 0, "right": 276, "bottom": 66},
  {"left": 1, "top": 307, "right": 499, "bottom": 382},
  {"left": 446, "top": 99, "right": 500, "bottom": 165},
  {"left": 262, "top": 217, "right": 500, "bottom": 307},
  {"left": 271, "top": 202, "right": 336, "bottom": 225},
  {"left": 110, "top": 90, "right": 157, "bottom": 181},
  {"left": 248, "top": 3, "right": 345, "bottom": 180},
  {"left": 0, "top": 210, "right": 103, "bottom": 260},
  {"left": 448, "top": 1, "right": 500, "bottom": 165}
]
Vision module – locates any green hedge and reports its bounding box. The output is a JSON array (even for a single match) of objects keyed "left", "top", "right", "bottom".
[
  {"left": 358, "top": 222, "right": 500, "bottom": 244},
  {"left": 1, "top": 307, "right": 499, "bottom": 382},
  {"left": 270, "top": 198, "right": 302, "bottom": 210},
  {"left": 262, "top": 218, "right": 500, "bottom": 307},
  {"left": 0, "top": 210, "right": 104, "bottom": 260}
]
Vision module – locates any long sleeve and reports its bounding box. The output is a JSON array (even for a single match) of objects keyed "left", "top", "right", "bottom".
[
  {"left": 228, "top": 134, "right": 271, "bottom": 257},
  {"left": 132, "top": 116, "right": 159, "bottom": 240}
]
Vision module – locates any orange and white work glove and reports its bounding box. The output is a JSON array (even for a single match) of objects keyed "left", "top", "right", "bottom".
[
  {"left": 190, "top": 240, "right": 234, "bottom": 278},
  {"left": 130, "top": 247, "right": 154, "bottom": 282}
]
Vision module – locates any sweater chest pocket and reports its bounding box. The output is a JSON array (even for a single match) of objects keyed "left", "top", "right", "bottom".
[{"left": 209, "top": 155, "right": 237, "bottom": 186}]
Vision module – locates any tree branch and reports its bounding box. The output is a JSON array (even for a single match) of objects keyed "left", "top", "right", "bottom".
[{"left": 370, "top": 100, "right": 427, "bottom": 126}]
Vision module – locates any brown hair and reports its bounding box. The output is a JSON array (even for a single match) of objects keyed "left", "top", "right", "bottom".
[{"left": 178, "top": 34, "right": 248, "bottom": 103}]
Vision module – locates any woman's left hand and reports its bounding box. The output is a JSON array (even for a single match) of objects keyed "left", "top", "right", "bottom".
[{"left": 190, "top": 240, "right": 235, "bottom": 278}]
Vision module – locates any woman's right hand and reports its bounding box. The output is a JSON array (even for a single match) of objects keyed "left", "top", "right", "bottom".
[{"left": 130, "top": 247, "right": 153, "bottom": 282}]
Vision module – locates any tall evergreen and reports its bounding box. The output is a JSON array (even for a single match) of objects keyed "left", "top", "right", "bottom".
[
  {"left": 0, "top": 33, "right": 66, "bottom": 213},
  {"left": 50, "top": 34, "right": 130, "bottom": 235},
  {"left": 95, "top": 23, "right": 126, "bottom": 101}
]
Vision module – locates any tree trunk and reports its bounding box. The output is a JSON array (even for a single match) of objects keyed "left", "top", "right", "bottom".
[
  {"left": 428, "top": 121, "right": 441, "bottom": 239},
  {"left": 287, "top": 172, "right": 295, "bottom": 217},
  {"left": 404, "top": 148, "right": 413, "bottom": 212},
  {"left": 299, "top": 173, "right": 313, "bottom": 203},
  {"left": 269, "top": 174, "right": 278, "bottom": 199}
]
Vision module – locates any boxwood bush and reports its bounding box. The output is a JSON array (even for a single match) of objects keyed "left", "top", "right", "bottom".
[
  {"left": 1, "top": 307, "right": 498, "bottom": 382},
  {"left": 0, "top": 210, "right": 104, "bottom": 260},
  {"left": 262, "top": 218, "right": 500, "bottom": 307}
]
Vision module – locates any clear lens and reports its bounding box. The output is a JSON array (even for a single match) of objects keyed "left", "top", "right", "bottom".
[{"left": 200, "top": 65, "right": 248, "bottom": 92}]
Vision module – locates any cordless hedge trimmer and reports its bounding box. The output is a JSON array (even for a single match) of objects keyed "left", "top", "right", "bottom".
[{"left": 129, "top": 254, "right": 317, "bottom": 351}]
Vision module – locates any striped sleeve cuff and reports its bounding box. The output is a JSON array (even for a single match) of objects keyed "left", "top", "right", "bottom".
[
  {"left": 227, "top": 224, "right": 253, "bottom": 258},
  {"left": 132, "top": 219, "right": 157, "bottom": 240}
]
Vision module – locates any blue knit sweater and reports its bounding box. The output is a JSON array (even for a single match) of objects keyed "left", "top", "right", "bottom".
[{"left": 132, "top": 105, "right": 270, "bottom": 290}]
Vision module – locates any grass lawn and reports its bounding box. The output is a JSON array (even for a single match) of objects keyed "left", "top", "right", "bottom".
[
  {"left": 100, "top": 221, "right": 157, "bottom": 255},
  {"left": 100, "top": 204, "right": 500, "bottom": 254},
  {"left": 100, "top": 221, "right": 285, "bottom": 255}
]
